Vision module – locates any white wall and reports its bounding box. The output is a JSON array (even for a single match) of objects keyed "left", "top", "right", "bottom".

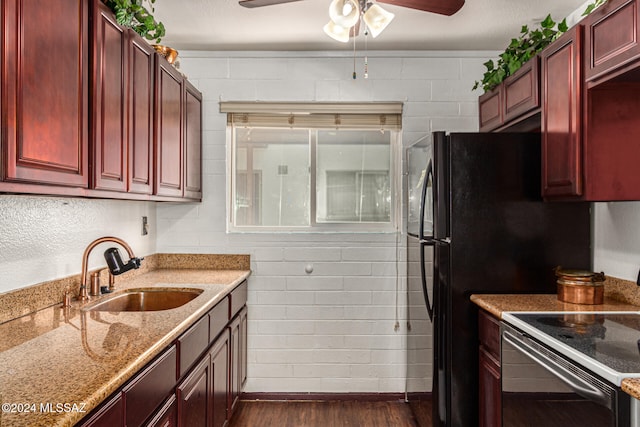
[
  {"left": 593, "top": 202, "right": 640, "bottom": 281},
  {"left": 156, "top": 50, "right": 488, "bottom": 393},
  {"left": 0, "top": 196, "right": 156, "bottom": 294}
]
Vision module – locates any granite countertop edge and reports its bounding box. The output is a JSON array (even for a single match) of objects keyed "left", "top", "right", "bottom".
[
  {"left": 0, "top": 268, "right": 250, "bottom": 427},
  {"left": 470, "top": 293, "right": 640, "bottom": 401}
]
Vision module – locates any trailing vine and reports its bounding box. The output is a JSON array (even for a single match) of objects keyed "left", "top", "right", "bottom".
[
  {"left": 472, "top": 15, "right": 567, "bottom": 92},
  {"left": 473, "top": 0, "right": 608, "bottom": 92}
]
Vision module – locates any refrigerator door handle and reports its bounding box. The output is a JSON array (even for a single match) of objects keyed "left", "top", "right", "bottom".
[
  {"left": 419, "top": 159, "right": 433, "bottom": 242},
  {"left": 419, "top": 242, "right": 434, "bottom": 321}
]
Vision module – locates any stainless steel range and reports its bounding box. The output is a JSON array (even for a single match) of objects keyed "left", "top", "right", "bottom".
[{"left": 501, "top": 312, "right": 640, "bottom": 427}]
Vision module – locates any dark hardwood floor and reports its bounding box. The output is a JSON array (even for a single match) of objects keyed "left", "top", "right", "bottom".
[{"left": 229, "top": 400, "right": 421, "bottom": 427}]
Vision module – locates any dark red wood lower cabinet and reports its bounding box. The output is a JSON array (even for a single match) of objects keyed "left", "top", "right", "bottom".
[
  {"left": 147, "top": 395, "right": 178, "bottom": 427},
  {"left": 211, "top": 332, "right": 230, "bottom": 427},
  {"left": 78, "top": 393, "right": 124, "bottom": 427},
  {"left": 478, "top": 310, "right": 501, "bottom": 427},
  {"left": 177, "top": 355, "right": 211, "bottom": 427},
  {"left": 177, "top": 331, "right": 229, "bottom": 427}
]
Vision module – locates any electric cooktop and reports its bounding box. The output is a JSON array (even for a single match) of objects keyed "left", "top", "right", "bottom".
[{"left": 502, "top": 312, "right": 640, "bottom": 386}]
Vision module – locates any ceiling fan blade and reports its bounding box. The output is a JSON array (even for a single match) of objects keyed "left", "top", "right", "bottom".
[
  {"left": 239, "top": 0, "right": 303, "bottom": 7},
  {"left": 377, "top": 0, "right": 464, "bottom": 16}
]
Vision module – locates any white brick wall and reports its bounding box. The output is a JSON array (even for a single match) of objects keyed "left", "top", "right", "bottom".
[{"left": 156, "top": 50, "right": 491, "bottom": 393}]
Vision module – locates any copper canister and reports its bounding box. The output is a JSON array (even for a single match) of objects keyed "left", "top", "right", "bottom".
[{"left": 556, "top": 267, "right": 605, "bottom": 305}]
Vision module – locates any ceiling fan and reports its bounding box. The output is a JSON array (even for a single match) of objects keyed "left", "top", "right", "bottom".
[
  {"left": 239, "top": 0, "right": 464, "bottom": 43},
  {"left": 238, "top": 0, "right": 465, "bottom": 17}
]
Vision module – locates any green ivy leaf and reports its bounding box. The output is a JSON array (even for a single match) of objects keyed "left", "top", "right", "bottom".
[
  {"left": 540, "top": 14, "right": 555, "bottom": 29},
  {"left": 558, "top": 19, "right": 568, "bottom": 33}
]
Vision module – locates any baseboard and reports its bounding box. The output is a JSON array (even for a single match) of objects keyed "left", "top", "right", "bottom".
[{"left": 240, "top": 392, "right": 407, "bottom": 402}]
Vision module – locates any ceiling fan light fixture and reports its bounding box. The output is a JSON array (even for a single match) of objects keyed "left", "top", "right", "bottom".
[
  {"left": 328, "top": 0, "right": 361, "bottom": 28},
  {"left": 363, "top": 3, "right": 394, "bottom": 38},
  {"left": 323, "top": 20, "right": 351, "bottom": 43}
]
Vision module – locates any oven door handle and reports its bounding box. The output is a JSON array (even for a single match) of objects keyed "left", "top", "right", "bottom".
[{"left": 503, "top": 329, "right": 612, "bottom": 410}]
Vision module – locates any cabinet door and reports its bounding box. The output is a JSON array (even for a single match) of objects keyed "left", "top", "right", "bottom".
[
  {"left": 91, "top": 0, "right": 127, "bottom": 191},
  {"left": 479, "top": 347, "right": 501, "bottom": 427},
  {"left": 184, "top": 81, "right": 202, "bottom": 200},
  {"left": 478, "top": 310, "right": 501, "bottom": 427},
  {"left": 211, "top": 331, "right": 230, "bottom": 427},
  {"left": 146, "top": 395, "right": 177, "bottom": 427},
  {"left": 478, "top": 86, "right": 503, "bottom": 132},
  {"left": 2, "top": 0, "right": 88, "bottom": 187},
  {"left": 229, "top": 316, "right": 241, "bottom": 413},
  {"left": 128, "top": 31, "right": 155, "bottom": 194},
  {"left": 177, "top": 355, "right": 210, "bottom": 427},
  {"left": 154, "top": 60, "right": 184, "bottom": 197},
  {"left": 239, "top": 306, "right": 248, "bottom": 391},
  {"left": 503, "top": 56, "right": 540, "bottom": 123},
  {"left": 585, "top": 0, "right": 640, "bottom": 84},
  {"left": 541, "top": 25, "right": 584, "bottom": 198}
]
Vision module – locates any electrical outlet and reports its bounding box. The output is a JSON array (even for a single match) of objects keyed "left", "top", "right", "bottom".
[{"left": 142, "top": 216, "right": 148, "bottom": 236}]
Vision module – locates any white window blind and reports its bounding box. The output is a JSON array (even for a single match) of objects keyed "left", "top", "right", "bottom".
[{"left": 220, "top": 101, "right": 402, "bottom": 130}]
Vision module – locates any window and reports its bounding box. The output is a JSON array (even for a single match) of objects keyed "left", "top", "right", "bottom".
[{"left": 222, "top": 102, "right": 402, "bottom": 232}]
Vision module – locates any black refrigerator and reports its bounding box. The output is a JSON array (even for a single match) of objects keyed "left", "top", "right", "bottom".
[{"left": 405, "top": 131, "right": 591, "bottom": 427}]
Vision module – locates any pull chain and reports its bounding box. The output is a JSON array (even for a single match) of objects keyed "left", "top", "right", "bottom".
[
  {"left": 364, "top": 29, "right": 369, "bottom": 79},
  {"left": 352, "top": 27, "right": 357, "bottom": 80}
]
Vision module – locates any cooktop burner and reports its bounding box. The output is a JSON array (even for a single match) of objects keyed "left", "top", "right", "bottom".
[{"left": 504, "top": 312, "right": 640, "bottom": 385}]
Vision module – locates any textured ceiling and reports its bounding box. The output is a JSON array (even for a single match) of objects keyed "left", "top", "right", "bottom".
[{"left": 152, "top": 0, "right": 589, "bottom": 51}]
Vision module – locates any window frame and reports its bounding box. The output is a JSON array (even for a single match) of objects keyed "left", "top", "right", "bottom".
[{"left": 223, "top": 102, "right": 402, "bottom": 233}]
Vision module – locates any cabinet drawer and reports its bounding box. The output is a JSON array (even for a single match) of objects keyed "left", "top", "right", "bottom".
[
  {"left": 478, "top": 310, "right": 501, "bottom": 359},
  {"left": 124, "top": 345, "right": 177, "bottom": 427},
  {"left": 229, "top": 281, "right": 248, "bottom": 319},
  {"left": 210, "top": 297, "right": 230, "bottom": 343},
  {"left": 177, "top": 314, "right": 209, "bottom": 378},
  {"left": 78, "top": 393, "right": 123, "bottom": 427}
]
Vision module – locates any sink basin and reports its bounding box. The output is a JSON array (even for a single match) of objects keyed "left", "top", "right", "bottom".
[{"left": 85, "top": 288, "right": 203, "bottom": 312}]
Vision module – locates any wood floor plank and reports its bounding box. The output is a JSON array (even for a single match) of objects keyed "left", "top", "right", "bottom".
[{"left": 229, "top": 400, "right": 420, "bottom": 427}]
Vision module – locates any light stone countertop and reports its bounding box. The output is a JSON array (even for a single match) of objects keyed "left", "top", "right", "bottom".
[
  {"left": 471, "top": 293, "right": 640, "bottom": 402},
  {"left": 0, "top": 268, "right": 250, "bottom": 427}
]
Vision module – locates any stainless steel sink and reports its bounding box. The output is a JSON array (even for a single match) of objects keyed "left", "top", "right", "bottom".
[{"left": 84, "top": 288, "right": 203, "bottom": 312}]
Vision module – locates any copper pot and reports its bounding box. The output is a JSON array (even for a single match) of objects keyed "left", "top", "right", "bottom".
[
  {"left": 555, "top": 267, "right": 605, "bottom": 305},
  {"left": 152, "top": 44, "right": 179, "bottom": 65}
]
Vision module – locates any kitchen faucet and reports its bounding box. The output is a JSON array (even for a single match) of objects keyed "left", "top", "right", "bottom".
[{"left": 78, "top": 236, "right": 143, "bottom": 301}]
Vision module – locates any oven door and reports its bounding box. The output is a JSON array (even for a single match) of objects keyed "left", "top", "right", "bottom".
[{"left": 501, "top": 323, "right": 630, "bottom": 427}]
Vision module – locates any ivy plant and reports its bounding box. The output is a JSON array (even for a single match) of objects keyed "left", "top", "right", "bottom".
[
  {"left": 473, "top": 0, "right": 608, "bottom": 92},
  {"left": 473, "top": 14, "right": 567, "bottom": 92},
  {"left": 105, "top": 0, "right": 166, "bottom": 43},
  {"left": 582, "top": 0, "right": 607, "bottom": 16}
]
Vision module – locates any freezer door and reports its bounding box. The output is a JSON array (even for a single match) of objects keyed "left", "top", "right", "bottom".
[
  {"left": 406, "top": 138, "right": 433, "bottom": 239},
  {"left": 432, "top": 132, "right": 450, "bottom": 241}
]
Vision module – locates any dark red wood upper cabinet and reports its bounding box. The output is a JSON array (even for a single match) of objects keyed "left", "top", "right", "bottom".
[
  {"left": 2, "top": 0, "right": 89, "bottom": 187},
  {"left": 478, "top": 57, "right": 540, "bottom": 133},
  {"left": 128, "top": 30, "right": 156, "bottom": 194},
  {"left": 503, "top": 56, "right": 540, "bottom": 123},
  {"left": 541, "top": 25, "right": 584, "bottom": 199},
  {"left": 584, "top": 0, "right": 640, "bottom": 85},
  {"left": 155, "top": 60, "right": 184, "bottom": 197},
  {"left": 478, "top": 86, "right": 503, "bottom": 132},
  {"left": 92, "top": 0, "right": 128, "bottom": 192},
  {"left": 184, "top": 81, "right": 203, "bottom": 200}
]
